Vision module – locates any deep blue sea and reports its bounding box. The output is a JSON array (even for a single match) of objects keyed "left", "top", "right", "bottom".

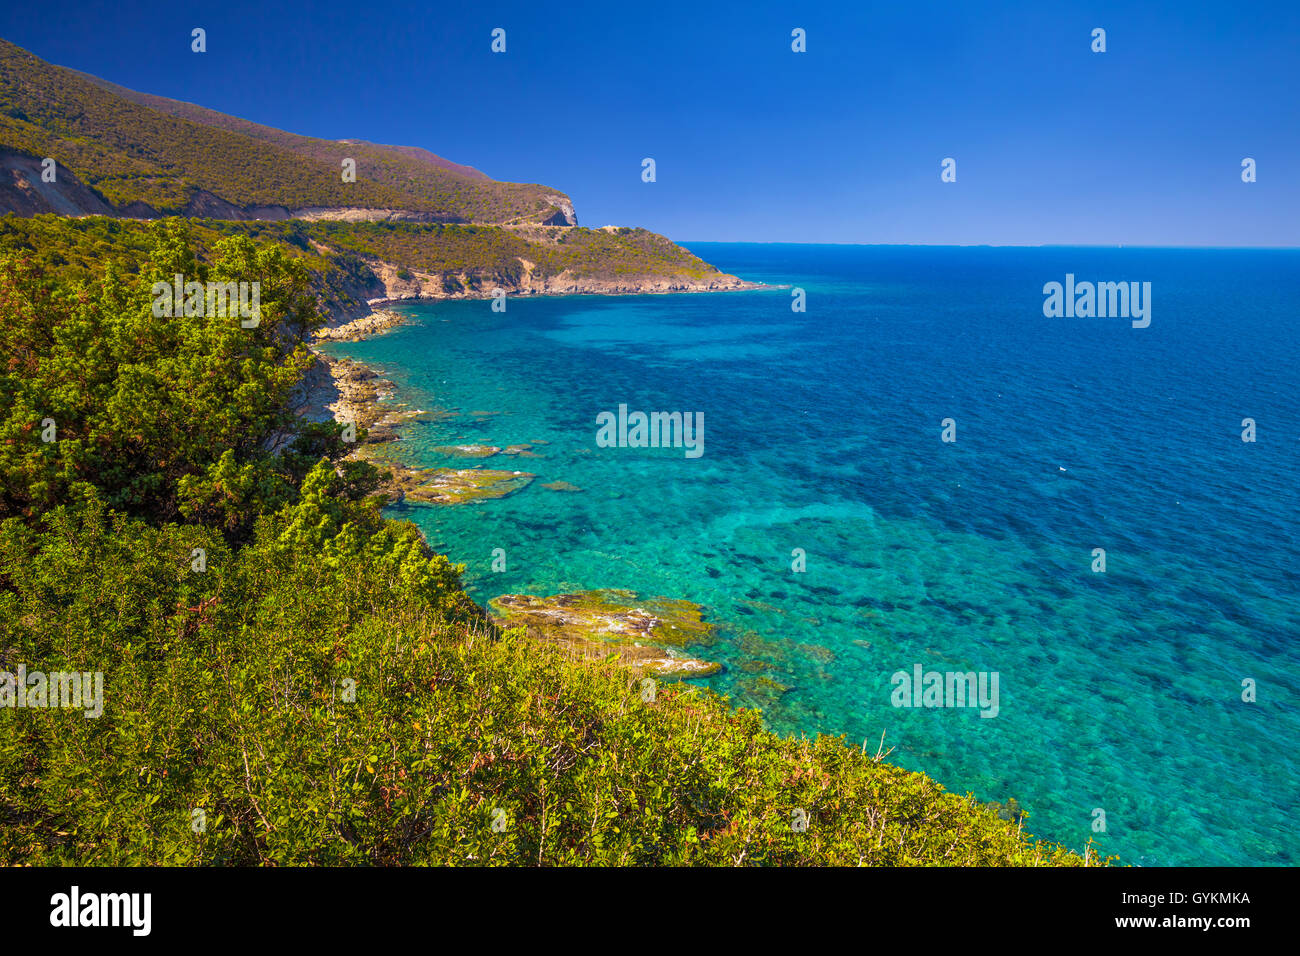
[{"left": 323, "top": 244, "right": 1300, "bottom": 866}]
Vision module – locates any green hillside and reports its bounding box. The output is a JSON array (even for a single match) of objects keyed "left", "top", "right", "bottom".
[
  {"left": 0, "top": 38, "right": 570, "bottom": 222},
  {"left": 75, "top": 70, "right": 495, "bottom": 182}
]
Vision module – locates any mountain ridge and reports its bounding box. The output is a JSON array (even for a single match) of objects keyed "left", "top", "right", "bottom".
[{"left": 0, "top": 38, "right": 575, "bottom": 224}]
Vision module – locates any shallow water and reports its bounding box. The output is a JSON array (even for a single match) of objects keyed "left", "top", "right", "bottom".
[{"left": 324, "top": 244, "right": 1300, "bottom": 866}]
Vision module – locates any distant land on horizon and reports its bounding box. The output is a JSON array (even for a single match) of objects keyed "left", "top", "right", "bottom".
[{"left": 682, "top": 240, "right": 1300, "bottom": 249}]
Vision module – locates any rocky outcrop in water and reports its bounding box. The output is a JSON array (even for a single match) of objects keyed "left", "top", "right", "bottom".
[{"left": 490, "top": 590, "right": 722, "bottom": 679}]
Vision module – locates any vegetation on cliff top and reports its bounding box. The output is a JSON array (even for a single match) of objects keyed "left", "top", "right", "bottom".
[
  {"left": 0, "top": 222, "right": 1100, "bottom": 865},
  {"left": 0, "top": 216, "right": 734, "bottom": 312},
  {"left": 308, "top": 221, "right": 727, "bottom": 285}
]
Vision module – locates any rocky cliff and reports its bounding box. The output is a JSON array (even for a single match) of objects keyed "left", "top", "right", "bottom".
[{"left": 0, "top": 149, "right": 113, "bottom": 217}]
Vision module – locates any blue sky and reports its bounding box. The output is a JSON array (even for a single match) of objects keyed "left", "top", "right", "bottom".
[{"left": 3, "top": 0, "right": 1297, "bottom": 244}]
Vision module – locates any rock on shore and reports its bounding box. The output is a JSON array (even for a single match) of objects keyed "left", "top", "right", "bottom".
[
  {"left": 312, "top": 308, "right": 406, "bottom": 343},
  {"left": 489, "top": 590, "right": 722, "bottom": 679}
]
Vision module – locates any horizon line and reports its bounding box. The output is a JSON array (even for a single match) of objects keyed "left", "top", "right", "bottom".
[{"left": 675, "top": 240, "right": 1300, "bottom": 250}]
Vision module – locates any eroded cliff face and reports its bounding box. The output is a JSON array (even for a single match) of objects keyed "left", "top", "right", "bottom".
[
  {"left": 0, "top": 150, "right": 113, "bottom": 216},
  {"left": 539, "top": 194, "right": 578, "bottom": 226},
  {"left": 353, "top": 256, "right": 753, "bottom": 312}
]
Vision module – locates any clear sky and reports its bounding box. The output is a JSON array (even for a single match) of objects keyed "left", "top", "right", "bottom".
[{"left": 3, "top": 0, "right": 1296, "bottom": 245}]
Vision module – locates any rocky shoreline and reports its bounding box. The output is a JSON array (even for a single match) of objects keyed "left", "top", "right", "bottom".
[
  {"left": 309, "top": 250, "right": 773, "bottom": 339},
  {"left": 301, "top": 269, "right": 773, "bottom": 448},
  {"left": 311, "top": 308, "right": 407, "bottom": 343}
]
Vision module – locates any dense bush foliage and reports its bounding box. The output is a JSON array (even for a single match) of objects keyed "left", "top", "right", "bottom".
[
  {"left": 0, "top": 221, "right": 1097, "bottom": 866},
  {"left": 0, "top": 222, "right": 328, "bottom": 530}
]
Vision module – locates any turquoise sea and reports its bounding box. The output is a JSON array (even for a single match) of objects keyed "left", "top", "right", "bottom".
[{"left": 323, "top": 244, "right": 1300, "bottom": 866}]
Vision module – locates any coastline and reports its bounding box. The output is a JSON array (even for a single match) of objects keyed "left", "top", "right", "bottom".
[
  {"left": 301, "top": 273, "right": 776, "bottom": 425},
  {"left": 299, "top": 282, "right": 765, "bottom": 679},
  {"left": 313, "top": 276, "right": 773, "bottom": 342}
]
